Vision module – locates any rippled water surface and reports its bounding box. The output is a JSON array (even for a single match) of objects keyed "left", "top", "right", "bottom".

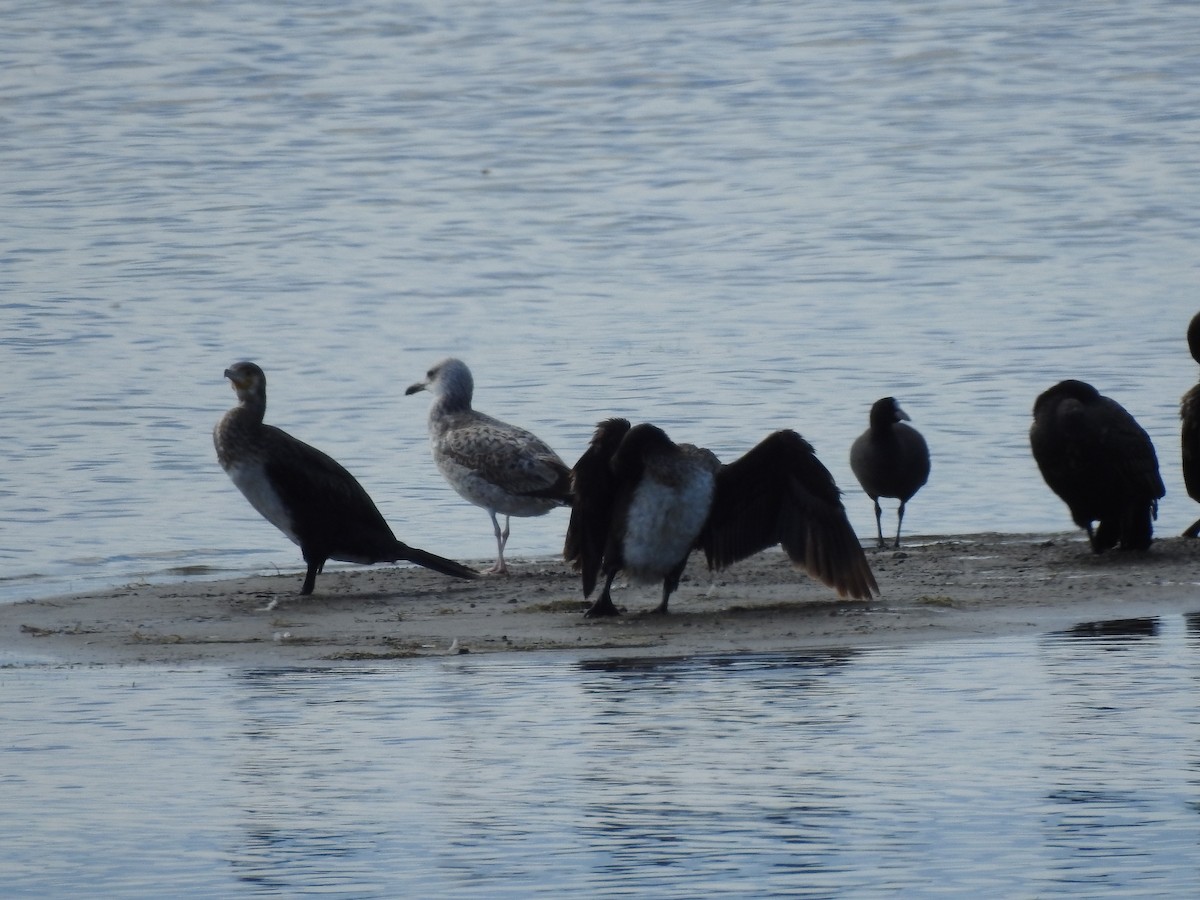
[
  {"left": 5, "top": 7, "right": 1200, "bottom": 893},
  {"left": 4, "top": 618, "right": 1199, "bottom": 897},
  {"left": 3, "top": 0, "right": 1200, "bottom": 600}
]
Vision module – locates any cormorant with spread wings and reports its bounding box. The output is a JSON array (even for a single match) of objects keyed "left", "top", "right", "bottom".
[{"left": 565, "top": 419, "right": 878, "bottom": 617}]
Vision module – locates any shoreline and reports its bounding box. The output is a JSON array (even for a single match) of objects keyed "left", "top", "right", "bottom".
[{"left": 4, "top": 532, "right": 1200, "bottom": 668}]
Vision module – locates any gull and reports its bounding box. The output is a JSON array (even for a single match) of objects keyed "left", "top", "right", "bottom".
[{"left": 406, "top": 358, "right": 571, "bottom": 574}]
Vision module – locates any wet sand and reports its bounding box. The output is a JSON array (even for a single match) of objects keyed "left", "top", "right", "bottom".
[{"left": 4, "top": 533, "right": 1200, "bottom": 667}]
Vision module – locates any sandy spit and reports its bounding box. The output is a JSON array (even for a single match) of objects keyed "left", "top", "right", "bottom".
[{"left": 4, "top": 533, "right": 1200, "bottom": 667}]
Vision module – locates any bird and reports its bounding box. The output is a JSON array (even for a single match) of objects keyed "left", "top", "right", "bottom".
[
  {"left": 564, "top": 419, "right": 879, "bottom": 617},
  {"left": 1029, "top": 379, "right": 1165, "bottom": 552},
  {"left": 849, "top": 397, "right": 931, "bottom": 549},
  {"left": 405, "top": 358, "right": 572, "bottom": 574},
  {"left": 214, "top": 361, "right": 479, "bottom": 596},
  {"left": 1180, "top": 312, "right": 1200, "bottom": 537}
]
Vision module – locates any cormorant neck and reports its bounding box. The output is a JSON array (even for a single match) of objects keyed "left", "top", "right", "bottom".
[{"left": 235, "top": 389, "right": 267, "bottom": 425}]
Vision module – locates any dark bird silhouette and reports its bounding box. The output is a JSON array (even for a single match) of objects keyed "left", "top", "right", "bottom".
[
  {"left": 1181, "top": 312, "right": 1200, "bottom": 537},
  {"left": 214, "top": 361, "right": 479, "bottom": 596},
  {"left": 1029, "top": 379, "right": 1165, "bottom": 552},
  {"left": 564, "top": 419, "right": 878, "bottom": 617},
  {"left": 406, "top": 358, "right": 572, "bottom": 574},
  {"left": 850, "top": 397, "right": 931, "bottom": 548}
]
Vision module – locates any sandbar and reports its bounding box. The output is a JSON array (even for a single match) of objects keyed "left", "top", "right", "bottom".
[{"left": 4, "top": 533, "right": 1199, "bottom": 667}]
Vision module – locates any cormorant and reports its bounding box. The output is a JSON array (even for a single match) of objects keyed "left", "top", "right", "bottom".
[
  {"left": 565, "top": 419, "right": 878, "bottom": 617},
  {"left": 1030, "top": 379, "right": 1164, "bottom": 552},
  {"left": 215, "top": 361, "right": 479, "bottom": 595},
  {"left": 1180, "top": 312, "right": 1200, "bottom": 537}
]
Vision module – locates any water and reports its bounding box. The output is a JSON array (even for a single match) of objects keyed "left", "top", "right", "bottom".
[
  {"left": 2, "top": 0, "right": 1200, "bottom": 601},
  {"left": 4, "top": 7, "right": 1200, "bottom": 890},
  {"left": 3, "top": 617, "right": 1198, "bottom": 897}
]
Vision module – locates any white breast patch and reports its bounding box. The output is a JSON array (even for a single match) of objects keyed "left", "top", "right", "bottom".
[
  {"left": 622, "top": 469, "right": 715, "bottom": 583},
  {"left": 227, "top": 461, "right": 299, "bottom": 546}
]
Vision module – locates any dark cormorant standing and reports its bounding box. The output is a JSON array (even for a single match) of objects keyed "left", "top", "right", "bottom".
[
  {"left": 215, "top": 361, "right": 478, "bottom": 595},
  {"left": 850, "top": 397, "right": 931, "bottom": 549},
  {"left": 406, "top": 358, "right": 572, "bottom": 574},
  {"left": 1181, "top": 312, "right": 1200, "bottom": 537},
  {"left": 564, "top": 419, "right": 878, "bottom": 617},
  {"left": 1030, "top": 379, "right": 1164, "bottom": 552}
]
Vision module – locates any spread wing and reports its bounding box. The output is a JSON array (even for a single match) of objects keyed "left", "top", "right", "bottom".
[
  {"left": 563, "top": 418, "right": 631, "bottom": 597},
  {"left": 701, "top": 430, "right": 878, "bottom": 600}
]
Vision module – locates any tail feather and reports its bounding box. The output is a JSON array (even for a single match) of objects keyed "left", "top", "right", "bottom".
[
  {"left": 1119, "top": 503, "right": 1155, "bottom": 551},
  {"left": 396, "top": 543, "right": 480, "bottom": 579}
]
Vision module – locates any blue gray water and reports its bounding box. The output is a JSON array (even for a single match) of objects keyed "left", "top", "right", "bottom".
[
  {"left": 4, "top": 619, "right": 1200, "bottom": 897},
  {"left": 4, "top": 4, "right": 1200, "bottom": 895},
  {"left": 3, "top": 0, "right": 1200, "bottom": 602}
]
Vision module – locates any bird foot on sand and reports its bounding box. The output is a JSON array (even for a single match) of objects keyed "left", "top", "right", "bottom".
[{"left": 583, "top": 596, "right": 622, "bottom": 618}]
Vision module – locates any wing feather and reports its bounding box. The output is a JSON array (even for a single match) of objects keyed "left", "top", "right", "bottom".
[
  {"left": 260, "top": 426, "right": 397, "bottom": 558},
  {"left": 438, "top": 417, "right": 568, "bottom": 498},
  {"left": 563, "top": 418, "right": 631, "bottom": 597},
  {"left": 1093, "top": 398, "right": 1165, "bottom": 502},
  {"left": 702, "top": 430, "right": 878, "bottom": 600}
]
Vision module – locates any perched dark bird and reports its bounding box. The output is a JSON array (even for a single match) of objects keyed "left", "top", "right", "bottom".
[
  {"left": 564, "top": 419, "right": 878, "bottom": 617},
  {"left": 849, "top": 397, "right": 931, "bottom": 549},
  {"left": 1180, "top": 312, "right": 1200, "bottom": 537},
  {"left": 406, "top": 358, "right": 572, "bottom": 574},
  {"left": 214, "top": 361, "right": 479, "bottom": 596},
  {"left": 1030, "top": 379, "right": 1165, "bottom": 552}
]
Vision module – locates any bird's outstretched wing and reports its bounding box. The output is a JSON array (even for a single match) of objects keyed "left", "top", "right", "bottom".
[
  {"left": 701, "top": 430, "right": 878, "bottom": 600},
  {"left": 563, "top": 418, "right": 631, "bottom": 597}
]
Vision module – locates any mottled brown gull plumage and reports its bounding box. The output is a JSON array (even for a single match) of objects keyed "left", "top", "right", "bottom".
[
  {"left": 406, "top": 358, "right": 571, "bottom": 574},
  {"left": 565, "top": 420, "right": 878, "bottom": 617},
  {"left": 214, "top": 361, "right": 478, "bottom": 597}
]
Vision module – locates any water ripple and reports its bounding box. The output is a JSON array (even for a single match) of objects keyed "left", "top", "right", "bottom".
[{"left": 3, "top": 0, "right": 1200, "bottom": 601}]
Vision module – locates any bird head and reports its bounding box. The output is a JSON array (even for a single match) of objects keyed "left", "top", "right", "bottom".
[{"left": 224, "top": 361, "right": 266, "bottom": 403}]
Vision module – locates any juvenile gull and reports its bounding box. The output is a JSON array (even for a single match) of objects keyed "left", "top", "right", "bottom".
[
  {"left": 1181, "top": 312, "right": 1200, "bottom": 537},
  {"left": 214, "top": 361, "right": 479, "bottom": 596},
  {"left": 1030, "top": 379, "right": 1164, "bottom": 552},
  {"left": 406, "top": 358, "right": 572, "bottom": 574},
  {"left": 564, "top": 419, "right": 878, "bottom": 617},
  {"left": 849, "top": 397, "right": 931, "bottom": 549}
]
